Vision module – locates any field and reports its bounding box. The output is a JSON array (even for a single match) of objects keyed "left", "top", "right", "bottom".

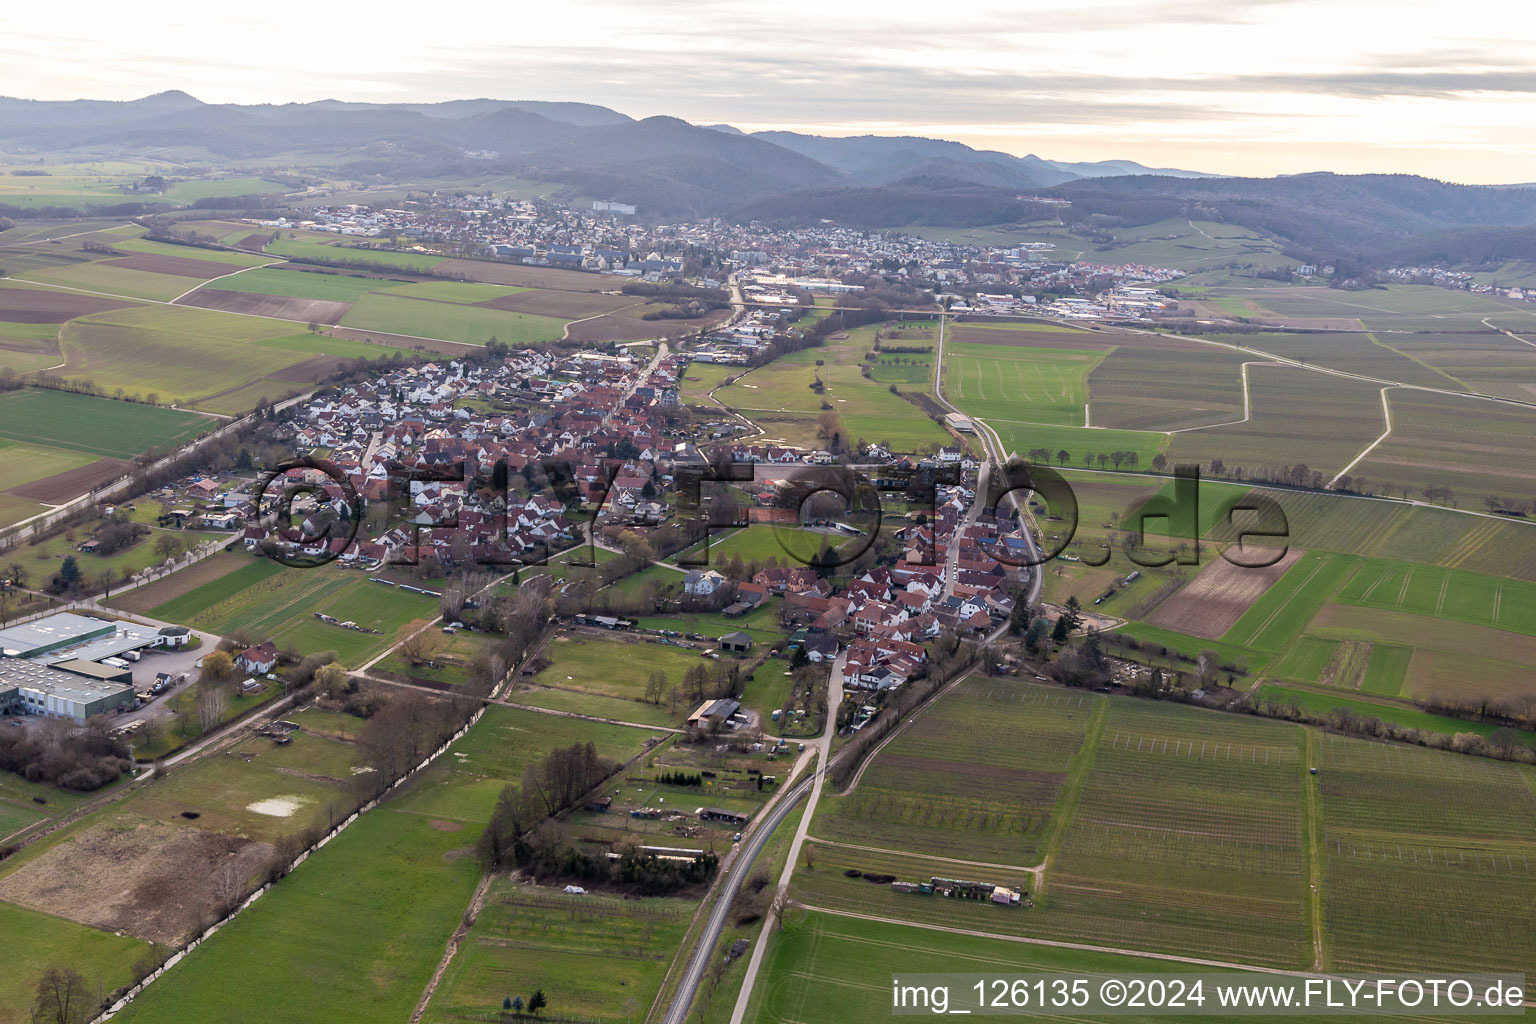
[
  {"left": 1219, "top": 551, "right": 1359, "bottom": 651},
  {"left": 422, "top": 882, "right": 690, "bottom": 1023},
  {"left": 526, "top": 630, "right": 720, "bottom": 712},
  {"left": 1087, "top": 342, "right": 1249, "bottom": 431},
  {"left": 1144, "top": 548, "right": 1302, "bottom": 638},
  {"left": 150, "top": 561, "right": 439, "bottom": 664},
  {"left": 814, "top": 679, "right": 1095, "bottom": 864},
  {"left": 716, "top": 322, "right": 953, "bottom": 454},
  {"left": 1352, "top": 390, "right": 1536, "bottom": 505},
  {"left": 339, "top": 291, "right": 567, "bottom": 346},
  {"left": 1166, "top": 366, "right": 1387, "bottom": 478},
  {"left": 52, "top": 302, "right": 413, "bottom": 412},
  {"left": 1034, "top": 702, "right": 1309, "bottom": 966},
  {"left": 0, "top": 902, "right": 150, "bottom": 1024},
  {"left": 1317, "top": 736, "right": 1536, "bottom": 976},
  {"left": 0, "top": 387, "right": 209, "bottom": 459},
  {"left": 943, "top": 341, "right": 1103, "bottom": 427},
  {"left": 111, "top": 704, "right": 659, "bottom": 1024}
]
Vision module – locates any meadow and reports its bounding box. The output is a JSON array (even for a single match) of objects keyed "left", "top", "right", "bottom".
[
  {"left": 942, "top": 341, "right": 1103, "bottom": 427},
  {"left": 529, "top": 630, "right": 719, "bottom": 711},
  {"left": 1086, "top": 343, "right": 1248, "bottom": 431},
  {"left": 0, "top": 902, "right": 150, "bottom": 1024},
  {"left": 264, "top": 237, "right": 447, "bottom": 272},
  {"left": 423, "top": 883, "right": 691, "bottom": 1023}
]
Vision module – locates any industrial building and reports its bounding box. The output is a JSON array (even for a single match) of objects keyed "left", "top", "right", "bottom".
[{"left": 0, "top": 613, "right": 176, "bottom": 723}]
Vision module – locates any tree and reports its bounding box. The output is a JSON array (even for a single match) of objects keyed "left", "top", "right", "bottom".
[
  {"left": 7, "top": 562, "right": 26, "bottom": 589},
  {"left": 315, "top": 662, "right": 350, "bottom": 698},
  {"left": 527, "top": 989, "right": 547, "bottom": 1015},
  {"left": 52, "top": 556, "right": 83, "bottom": 593},
  {"left": 29, "top": 966, "right": 94, "bottom": 1024},
  {"left": 644, "top": 670, "right": 667, "bottom": 705},
  {"left": 212, "top": 859, "right": 243, "bottom": 916},
  {"left": 503, "top": 996, "right": 513, "bottom": 1011},
  {"left": 201, "top": 650, "right": 235, "bottom": 683},
  {"left": 155, "top": 534, "right": 181, "bottom": 562},
  {"left": 1151, "top": 453, "right": 1168, "bottom": 472},
  {"left": 396, "top": 619, "right": 445, "bottom": 666},
  {"left": 511, "top": 995, "right": 524, "bottom": 1014},
  {"left": 1051, "top": 615, "right": 1071, "bottom": 643},
  {"left": 197, "top": 685, "right": 229, "bottom": 732}
]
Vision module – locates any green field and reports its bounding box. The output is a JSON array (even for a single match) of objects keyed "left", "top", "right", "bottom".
[
  {"left": 531, "top": 631, "right": 721, "bottom": 711},
  {"left": 1257, "top": 684, "right": 1535, "bottom": 744},
  {"left": 0, "top": 902, "right": 150, "bottom": 1021},
  {"left": 203, "top": 265, "right": 403, "bottom": 302},
  {"left": 816, "top": 679, "right": 1094, "bottom": 864},
  {"left": 112, "top": 237, "right": 272, "bottom": 266},
  {"left": 0, "top": 436, "right": 97, "bottom": 489},
  {"left": 0, "top": 387, "right": 209, "bottom": 459},
  {"left": 265, "top": 238, "right": 447, "bottom": 272},
  {"left": 18, "top": 260, "right": 209, "bottom": 302},
  {"left": 943, "top": 341, "right": 1102, "bottom": 427},
  {"left": 1221, "top": 551, "right": 1360, "bottom": 651},
  {"left": 339, "top": 291, "right": 566, "bottom": 346},
  {"left": 717, "top": 323, "right": 953, "bottom": 454},
  {"left": 423, "top": 883, "right": 689, "bottom": 1023},
  {"left": 152, "top": 561, "right": 439, "bottom": 665}
]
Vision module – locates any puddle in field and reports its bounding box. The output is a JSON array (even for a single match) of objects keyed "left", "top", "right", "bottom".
[{"left": 247, "top": 796, "right": 307, "bottom": 817}]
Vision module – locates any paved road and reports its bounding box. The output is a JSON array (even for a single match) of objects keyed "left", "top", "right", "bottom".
[{"left": 724, "top": 653, "right": 845, "bottom": 1024}]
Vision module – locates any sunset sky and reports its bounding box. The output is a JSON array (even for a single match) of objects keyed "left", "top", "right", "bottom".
[{"left": 5, "top": 0, "right": 1534, "bottom": 181}]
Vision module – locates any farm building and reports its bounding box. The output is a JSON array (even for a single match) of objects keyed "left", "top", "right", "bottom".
[
  {"left": 687, "top": 698, "right": 740, "bottom": 729},
  {"left": 718, "top": 631, "right": 752, "bottom": 653},
  {"left": 698, "top": 807, "right": 750, "bottom": 826}
]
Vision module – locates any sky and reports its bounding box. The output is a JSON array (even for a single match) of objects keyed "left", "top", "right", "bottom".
[{"left": 4, "top": 0, "right": 1535, "bottom": 181}]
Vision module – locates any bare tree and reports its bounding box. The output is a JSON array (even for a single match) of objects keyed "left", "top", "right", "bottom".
[
  {"left": 396, "top": 619, "right": 445, "bottom": 666},
  {"left": 30, "top": 966, "right": 95, "bottom": 1024},
  {"left": 197, "top": 686, "right": 229, "bottom": 733},
  {"left": 211, "top": 859, "right": 244, "bottom": 917}
]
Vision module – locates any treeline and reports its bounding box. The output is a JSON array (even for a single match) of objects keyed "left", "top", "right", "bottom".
[
  {"left": 0, "top": 719, "right": 132, "bottom": 791},
  {"left": 475, "top": 741, "right": 725, "bottom": 894},
  {"left": 621, "top": 281, "right": 729, "bottom": 305}
]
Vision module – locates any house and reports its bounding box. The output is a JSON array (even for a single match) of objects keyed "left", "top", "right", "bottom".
[
  {"left": 682, "top": 569, "right": 726, "bottom": 596},
  {"left": 156, "top": 625, "right": 192, "bottom": 648},
  {"left": 235, "top": 641, "right": 278, "bottom": 675},
  {"left": 719, "top": 631, "right": 752, "bottom": 654},
  {"left": 803, "top": 636, "right": 840, "bottom": 662}
]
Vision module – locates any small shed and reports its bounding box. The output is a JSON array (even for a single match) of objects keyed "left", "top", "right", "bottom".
[{"left": 719, "top": 631, "right": 752, "bottom": 654}]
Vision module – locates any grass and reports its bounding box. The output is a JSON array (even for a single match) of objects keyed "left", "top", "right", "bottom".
[
  {"left": 943, "top": 341, "right": 1104, "bottom": 427},
  {"left": 1221, "top": 551, "right": 1359, "bottom": 651},
  {"left": 339, "top": 291, "right": 567, "bottom": 346},
  {"left": 716, "top": 323, "right": 952, "bottom": 454},
  {"left": 202, "top": 266, "right": 403, "bottom": 302},
  {"left": 152, "top": 561, "right": 439, "bottom": 666},
  {"left": 1257, "top": 684, "right": 1534, "bottom": 745},
  {"left": 0, "top": 902, "right": 150, "bottom": 1022},
  {"left": 112, "top": 237, "right": 272, "bottom": 266},
  {"left": 0, "top": 437, "right": 97, "bottom": 489},
  {"left": 17, "top": 260, "right": 207, "bottom": 302},
  {"left": 265, "top": 238, "right": 446, "bottom": 272},
  {"left": 530, "top": 631, "right": 720, "bottom": 708},
  {"left": 422, "top": 883, "right": 689, "bottom": 1023},
  {"left": 0, "top": 388, "right": 208, "bottom": 459},
  {"left": 112, "top": 704, "right": 660, "bottom": 1024}
]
